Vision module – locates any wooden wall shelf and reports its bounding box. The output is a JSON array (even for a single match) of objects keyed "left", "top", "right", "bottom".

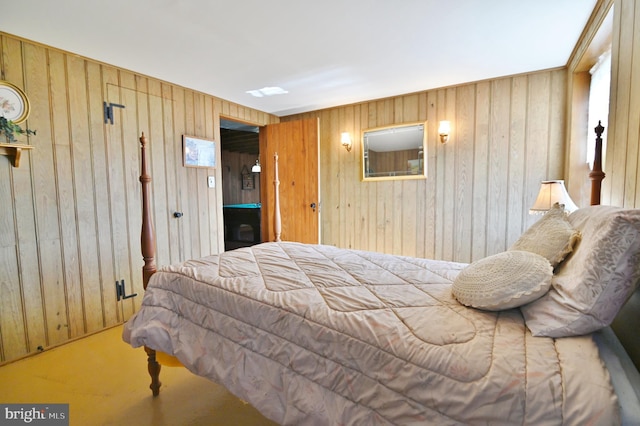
[{"left": 0, "top": 143, "right": 34, "bottom": 168}]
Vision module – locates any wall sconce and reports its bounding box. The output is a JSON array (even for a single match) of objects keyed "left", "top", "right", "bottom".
[
  {"left": 529, "top": 180, "right": 578, "bottom": 214},
  {"left": 438, "top": 121, "right": 451, "bottom": 144},
  {"left": 251, "top": 159, "right": 261, "bottom": 173},
  {"left": 341, "top": 132, "right": 352, "bottom": 152}
]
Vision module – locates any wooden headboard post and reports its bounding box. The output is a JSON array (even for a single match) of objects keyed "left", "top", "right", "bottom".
[
  {"left": 274, "top": 152, "right": 282, "bottom": 242},
  {"left": 589, "top": 121, "right": 606, "bottom": 206},
  {"left": 140, "top": 132, "right": 157, "bottom": 289},
  {"left": 139, "top": 132, "right": 161, "bottom": 396}
]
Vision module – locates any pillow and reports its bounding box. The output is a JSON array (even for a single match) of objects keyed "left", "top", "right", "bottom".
[
  {"left": 521, "top": 206, "right": 640, "bottom": 337},
  {"left": 452, "top": 250, "right": 553, "bottom": 311},
  {"left": 510, "top": 202, "right": 581, "bottom": 267}
]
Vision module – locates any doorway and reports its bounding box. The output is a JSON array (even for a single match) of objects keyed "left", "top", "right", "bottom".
[{"left": 220, "top": 118, "right": 262, "bottom": 250}]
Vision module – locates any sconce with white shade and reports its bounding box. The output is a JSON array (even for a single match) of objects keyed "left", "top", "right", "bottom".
[
  {"left": 341, "top": 132, "right": 352, "bottom": 152},
  {"left": 529, "top": 180, "right": 578, "bottom": 214},
  {"left": 438, "top": 121, "right": 450, "bottom": 144},
  {"left": 251, "top": 158, "right": 261, "bottom": 173}
]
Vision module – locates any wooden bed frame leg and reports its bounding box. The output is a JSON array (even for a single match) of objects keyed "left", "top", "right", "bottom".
[
  {"left": 140, "top": 133, "right": 160, "bottom": 396},
  {"left": 145, "top": 346, "right": 162, "bottom": 396}
]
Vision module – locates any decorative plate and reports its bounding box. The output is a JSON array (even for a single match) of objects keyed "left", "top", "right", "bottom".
[{"left": 0, "top": 81, "right": 30, "bottom": 124}]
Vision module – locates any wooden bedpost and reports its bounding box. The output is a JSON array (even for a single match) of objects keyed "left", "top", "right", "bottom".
[
  {"left": 139, "top": 132, "right": 161, "bottom": 396},
  {"left": 140, "top": 132, "right": 157, "bottom": 289},
  {"left": 274, "top": 152, "right": 282, "bottom": 242},
  {"left": 589, "top": 121, "right": 606, "bottom": 206}
]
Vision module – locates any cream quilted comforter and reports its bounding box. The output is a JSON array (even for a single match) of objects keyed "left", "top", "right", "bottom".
[{"left": 123, "top": 242, "right": 619, "bottom": 425}]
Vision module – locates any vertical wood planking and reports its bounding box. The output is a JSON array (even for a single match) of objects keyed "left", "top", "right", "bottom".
[
  {"left": 50, "top": 50, "right": 83, "bottom": 339},
  {"left": 0, "top": 36, "right": 30, "bottom": 361},
  {"left": 7, "top": 5, "right": 640, "bottom": 361},
  {"left": 424, "top": 91, "right": 438, "bottom": 260},
  {"left": 548, "top": 70, "right": 567, "bottom": 180},
  {"left": 486, "top": 79, "right": 511, "bottom": 255},
  {"left": 319, "top": 109, "right": 336, "bottom": 245},
  {"left": 220, "top": 151, "right": 261, "bottom": 205},
  {"left": 114, "top": 73, "right": 138, "bottom": 320},
  {"left": 284, "top": 69, "right": 568, "bottom": 263},
  {"left": 161, "top": 83, "right": 180, "bottom": 265},
  {"left": 206, "top": 97, "right": 222, "bottom": 254},
  {"left": 454, "top": 85, "right": 474, "bottom": 261},
  {"left": 433, "top": 90, "right": 446, "bottom": 259},
  {"left": 105, "top": 81, "right": 127, "bottom": 323},
  {"left": 525, "top": 73, "right": 553, "bottom": 234},
  {"left": 24, "top": 43, "right": 69, "bottom": 346},
  {"left": 86, "top": 61, "right": 116, "bottom": 329},
  {"left": 442, "top": 88, "right": 457, "bottom": 260},
  {"left": 183, "top": 91, "right": 201, "bottom": 259},
  {"left": 607, "top": 0, "right": 633, "bottom": 206},
  {"left": 472, "top": 82, "right": 491, "bottom": 261},
  {"left": 97, "top": 69, "right": 120, "bottom": 327},
  {"left": 400, "top": 95, "right": 418, "bottom": 256},
  {"left": 67, "top": 55, "right": 103, "bottom": 334},
  {"left": 0, "top": 33, "right": 278, "bottom": 363},
  {"left": 174, "top": 87, "right": 191, "bottom": 261},
  {"left": 0, "top": 36, "right": 28, "bottom": 359},
  {"left": 193, "top": 93, "right": 211, "bottom": 257},
  {"left": 625, "top": 0, "right": 640, "bottom": 207},
  {"left": 0, "top": 247, "right": 25, "bottom": 360},
  {"left": 507, "top": 76, "right": 527, "bottom": 245}
]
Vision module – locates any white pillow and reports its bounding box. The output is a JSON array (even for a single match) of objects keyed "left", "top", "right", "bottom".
[
  {"left": 452, "top": 250, "right": 553, "bottom": 311},
  {"left": 521, "top": 206, "right": 640, "bottom": 337},
  {"left": 510, "top": 202, "right": 581, "bottom": 267}
]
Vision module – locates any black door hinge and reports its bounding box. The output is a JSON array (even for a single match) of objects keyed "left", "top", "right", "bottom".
[
  {"left": 116, "top": 279, "right": 137, "bottom": 301},
  {"left": 104, "top": 102, "right": 126, "bottom": 124}
]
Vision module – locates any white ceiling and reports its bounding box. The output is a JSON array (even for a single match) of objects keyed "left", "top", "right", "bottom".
[{"left": 1, "top": 0, "right": 597, "bottom": 117}]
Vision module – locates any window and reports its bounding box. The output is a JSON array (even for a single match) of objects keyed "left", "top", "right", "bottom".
[{"left": 587, "top": 47, "right": 611, "bottom": 169}]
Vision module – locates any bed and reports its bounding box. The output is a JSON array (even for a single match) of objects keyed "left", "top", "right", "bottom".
[{"left": 123, "top": 127, "right": 640, "bottom": 425}]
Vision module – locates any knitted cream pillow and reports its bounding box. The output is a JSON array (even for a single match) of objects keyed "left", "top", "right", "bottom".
[
  {"left": 510, "top": 202, "right": 581, "bottom": 267},
  {"left": 452, "top": 250, "right": 553, "bottom": 311}
]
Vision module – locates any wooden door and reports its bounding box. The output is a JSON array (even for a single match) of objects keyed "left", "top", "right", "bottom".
[{"left": 260, "top": 118, "right": 319, "bottom": 244}]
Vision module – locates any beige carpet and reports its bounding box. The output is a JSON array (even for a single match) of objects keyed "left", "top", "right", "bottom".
[{"left": 0, "top": 325, "right": 277, "bottom": 426}]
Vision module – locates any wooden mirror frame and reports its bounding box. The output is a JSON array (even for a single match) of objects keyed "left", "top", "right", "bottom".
[{"left": 361, "top": 121, "right": 427, "bottom": 182}]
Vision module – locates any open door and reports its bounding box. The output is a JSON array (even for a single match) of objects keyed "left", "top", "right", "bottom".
[{"left": 260, "top": 118, "right": 319, "bottom": 244}]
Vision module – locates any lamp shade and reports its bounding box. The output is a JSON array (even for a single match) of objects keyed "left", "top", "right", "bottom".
[
  {"left": 529, "top": 180, "right": 578, "bottom": 214},
  {"left": 251, "top": 159, "right": 261, "bottom": 173},
  {"left": 438, "top": 121, "right": 451, "bottom": 135}
]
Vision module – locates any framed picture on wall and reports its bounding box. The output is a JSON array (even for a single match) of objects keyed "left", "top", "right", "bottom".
[
  {"left": 183, "top": 135, "right": 216, "bottom": 168},
  {"left": 241, "top": 165, "right": 255, "bottom": 190},
  {"left": 0, "top": 80, "right": 31, "bottom": 124}
]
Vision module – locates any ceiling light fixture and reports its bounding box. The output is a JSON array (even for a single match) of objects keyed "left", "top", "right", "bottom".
[{"left": 246, "top": 86, "right": 289, "bottom": 98}]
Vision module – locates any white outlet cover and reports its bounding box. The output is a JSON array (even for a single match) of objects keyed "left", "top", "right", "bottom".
[{"left": 207, "top": 176, "right": 215, "bottom": 188}]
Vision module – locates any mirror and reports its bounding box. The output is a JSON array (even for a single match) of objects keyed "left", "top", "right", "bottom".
[{"left": 362, "top": 122, "right": 426, "bottom": 181}]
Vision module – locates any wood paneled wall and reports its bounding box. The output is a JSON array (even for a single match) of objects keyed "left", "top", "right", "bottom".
[
  {"left": 0, "top": 33, "right": 277, "bottom": 363},
  {"left": 5, "top": 0, "right": 638, "bottom": 364},
  {"left": 221, "top": 150, "right": 261, "bottom": 205},
  {"left": 603, "top": 0, "right": 640, "bottom": 207},
  {"left": 285, "top": 69, "right": 567, "bottom": 262},
  {"left": 566, "top": 0, "right": 640, "bottom": 209}
]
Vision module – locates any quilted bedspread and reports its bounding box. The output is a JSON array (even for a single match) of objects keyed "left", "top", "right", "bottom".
[{"left": 123, "top": 242, "right": 619, "bottom": 425}]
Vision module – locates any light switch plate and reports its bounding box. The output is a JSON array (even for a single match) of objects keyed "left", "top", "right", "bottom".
[{"left": 207, "top": 176, "right": 215, "bottom": 188}]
